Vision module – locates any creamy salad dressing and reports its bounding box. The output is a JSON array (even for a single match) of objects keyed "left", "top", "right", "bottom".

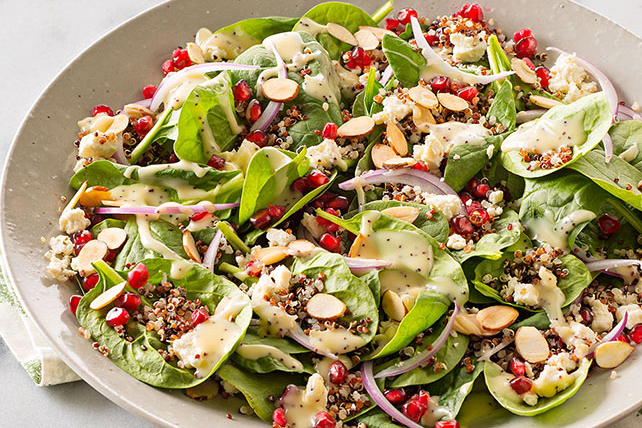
[
  {"left": 421, "top": 395, "right": 454, "bottom": 427},
  {"left": 204, "top": 31, "right": 257, "bottom": 59},
  {"left": 536, "top": 267, "right": 566, "bottom": 322},
  {"left": 428, "top": 121, "right": 491, "bottom": 148},
  {"left": 251, "top": 266, "right": 299, "bottom": 336},
  {"left": 307, "top": 328, "right": 367, "bottom": 354},
  {"left": 236, "top": 344, "right": 304, "bottom": 371},
  {"left": 135, "top": 215, "right": 192, "bottom": 279},
  {"left": 419, "top": 47, "right": 488, "bottom": 85},
  {"left": 530, "top": 210, "right": 596, "bottom": 251},
  {"left": 164, "top": 74, "right": 209, "bottom": 110},
  {"left": 501, "top": 114, "right": 587, "bottom": 153},
  {"left": 293, "top": 18, "right": 329, "bottom": 36},
  {"left": 487, "top": 366, "right": 524, "bottom": 403},
  {"left": 313, "top": 356, "right": 353, "bottom": 383},
  {"left": 282, "top": 374, "right": 328, "bottom": 428}
]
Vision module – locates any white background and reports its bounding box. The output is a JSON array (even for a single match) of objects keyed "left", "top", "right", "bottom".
[{"left": 1, "top": 0, "right": 641, "bottom": 426}]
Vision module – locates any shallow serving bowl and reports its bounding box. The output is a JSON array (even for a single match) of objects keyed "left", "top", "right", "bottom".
[{"left": 2, "top": 0, "right": 642, "bottom": 426}]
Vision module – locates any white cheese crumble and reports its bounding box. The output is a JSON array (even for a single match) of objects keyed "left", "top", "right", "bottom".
[
  {"left": 548, "top": 54, "right": 598, "bottom": 103},
  {"left": 372, "top": 94, "right": 413, "bottom": 125},
  {"left": 78, "top": 132, "right": 121, "bottom": 159},
  {"left": 302, "top": 212, "right": 325, "bottom": 240},
  {"left": 615, "top": 304, "right": 642, "bottom": 329},
  {"left": 58, "top": 208, "right": 90, "bottom": 235},
  {"left": 449, "top": 32, "right": 487, "bottom": 63},
  {"left": 586, "top": 296, "right": 613, "bottom": 333},
  {"left": 49, "top": 235, "right": 74, "bottom": 255},
  {"left": 513, "top": 280, "right": 539, "bottom": 306},
  {"left": 446, "top": 234, "right": 466, "bottom": 250},
  {"left": 420, "top": 194, "right": 463, "bottom": 220},
  {"left": 266, "top": 228, "right": 296, "bottom": 247},
  {"left": 487, "top": 190, "right": 504, "bottom": 204},
  {"left": 305, "top": 138, "right": 348, "bottom": 171},
  {"left": 533, "top": 363, "right": 575, "bottom": 398}
]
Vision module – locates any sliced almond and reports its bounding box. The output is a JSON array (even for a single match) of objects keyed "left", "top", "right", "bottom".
[
  {"left": 196, "top": 28, "right": 213, "bottom": 46},
  {"left": 338, "top": 116, "right": 375, "bottom": 139},
  {"left": 101, "top": 200, "right": 125, "bottom": 207},
  {"left": 89, "top": 281, "right": 127, "bottom": 310},
  {"left": 408, "top": 86, "right": 439, "bottom": 109},
  {"left": 476, "top": 306, "right": 519, "bottom": 331},
  {"left": 306, "top": 293, "right": 347, "bottom": 320},
  {"left": 529, "top": 94, "right": 564, "bottom": 109},
  {"left": 382, "top": 157, "right": 417, "bottom": 170},
  {"left": 92, "top": 114, "right": 115, "bottom": 133},
  {"left": 371, "top": 143, "right": 397, "bottom": 169},
  {"left": 64, "top": 181, "right": 88, "bottom": 211},
  {"left": 97, "top": 227, "right": 128, "bottom": 250},
  {"left": 515, "top": 326, "right": 550, "bottom": 363},
  {"left": 348, "top": 233, "right": 365, "bottom": 258},
  {"left": 594, "top": 341, "right": 635, "bottom": 369},
  {"left": 185, "top": 381, "right": 219, "bottom": 401},
  {"left": 79, "top": 186, "right": 112, "bottom": 207},
  {"left": 263, "top": 78, "right": 299, "bottom": 103},
  {"left": 252, "top": 246, "right": 289, "bottom": 266},
  {"left": 327, "top": 22, "right": 358, "bottom": 46},
  {"left": 286, "top": 239, "right": 318, "bottom": 257},
  {"left": 187, "top": 42, "right": 205, "bottom": 64},
  {"left": 437, "top": 93, "right": 469, "bottom": 112},
  {"left": 510, "top": 58, "right": 537, "bottom": 85},
  {"left": 124, "top": 103, "right": 155, "bottom": 120},
  {"left": 381, "top": 206, "right": 420, "bottom": 224},
  {"left": 106, "top": 114, "right": 129, "bottom": 134},
  {"left": 382, "top": 290, "right": 407, "bottom": 322},
  {"left": 412, "top": 104, "right": 436, "bottom": 133},
  {"left": 386, "top": 122, "right": 408, "bottom": 156},
  {"left": 354, "top": 29, "right": 379, "bottom": 50},
  {"left": 75, "top": 240, "right": 108, "bottom": 275},
  {"left": 453, "top": 313, "right": 497, "bottom": 337},
  {"left": 183, "top": 230, "right": 202, "bottom": 263},
  {"left": 358, "top": 26, "right": 395, "bottom": 41}
]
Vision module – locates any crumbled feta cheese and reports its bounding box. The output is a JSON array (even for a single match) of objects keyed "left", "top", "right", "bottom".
[
  {"left": 372, "top": 94, "right": 413, "bottom": 124},
  {"left": 446, "top": 234, "right": 466, "bottom": 250},
  {"left": 552, "top": 319, "right": 596, "bottom": 359},
  {"left": 45, "top": 255, "right": 75, "bottom": 282},
  {"left": 58, "top": 208, "right": 90, "bottom": 235},
  {"left": 533, "top": 364, "right": 575, "bottom": 398},
  {"left": 513, "top": 281, "right": 539, "bottom": 306},
  {"left": 49, "top": 235, "right": 74, "bottom": 256},
  {"left": 266, "top": 228, "right": 295, "bottom": 247},
  {"left": 586, "top": 296, "right": 613, "bottom": 333},
  {"left": 78, "top": 132, "right": 120, "bottom": 159},
  {"left": 616, "top": 304, "right": 642, "bottom": 329},
  {"left": 413, "top": 135, "right": 447, "bottom": 171},
  {"left": 487, "top": 190, "right": 504, "bottom": 205},
  {"left": 305, "top": 138, "right": 348, "bottom": 171},
  {"left": 302, "top": 212, "right": 326, "bottom": 240},
  {"left": 547, "top": 352, "right": 577, "bottom": 372},
  {"left": 548, "top": 54, "right": 598, "bottom": 103},
  {"left": 612, "top": 288, "right": 640, "bottom": 305},
  {"left": 450, "top": 32, "right": 488, "bottom": 63},
  {"left": 420, "top": 194, "right": 463, "bottom": 220}
]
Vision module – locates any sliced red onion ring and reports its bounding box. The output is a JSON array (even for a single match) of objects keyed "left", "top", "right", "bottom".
[
  {"left": 343, "top": 257, "right": 393, "bottom": 274},
  {"left": 132, "top": 98, "right": 152, "bottom": 109},
  {"left": 374, "top": 304, "right": 459, "bottom": 378},
  {"left": 250, "top": 42, "right": 288, "bottom": 133},
  {"left": 94, "top": 202, "right": 239, "bottom": 215},
  {"left": 585, "top": 259, "right": 642, "bottom": 278},
  {"left": 617, "top": 104, "right": 642, "bottom": 121},
  {"left": 111, "top": 144, "right": 130, "bottom": 165},
  {"left": 288, "top": 328, "right": 338, "bottom": 359},
  {"left": 586, "top": 312, "right": 627, "bottom": 359},
  {"left": 149, "top": 62, "right": 260, "bottom": 111},
  {"left": 361, "top": 361, "right": 423, "bottom": 428},
  {"left": 202, "top": 229, "right": 223, "bottom": 271},
  {"left": 516, "top": 109, "right": 547, "bottom": 124},
  {"left": 379, "top": 65, "right": 393, "bottom": 87}
]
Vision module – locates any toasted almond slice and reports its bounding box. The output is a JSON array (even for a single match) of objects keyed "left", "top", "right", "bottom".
[
  {"left": 358, "top": 26, "right": 395, "bottom": 41},
  {"left": 186, "top": 381, "right": 220, "bottom": 401},
  {"left": 371, "top": 143, "right": 397, "bottom": 169},
  {"left": 412, "top": 104, "right": 436, "bottom": 132},
  {"left": 354, "top": 29, "right": 379, "bottom": 50},
  {"left": 187, "top": 42, "right": 205, "bottom": 64},
  {"left": 437, "top": 93, "right": 469, "bottom": 112},
  {"left": 196, "top": 28, "right": 213, "bottom": 46},
  {"left": 64, "top": 181, "right": 88, "bottom": 211},
  {"left": 124, "top": 103, "right": 155, "bottom": 120},
  {"left": 183, "top": 230, "right": 202, "bottom": 263},
  {"left": 75, "top": 240, "right": 108, "bottom": 275},
  {"left": 381, "top": 206, "right": 420, "bottom": 224},
  {"left": 79, "top": 185, "right": 112, "bottom": 207},
  {"left": 97, "top": 227, "right": 128, "bottom": 250},
  {"left": 530, "top": 94, "right": 564, "bottom": 109},
  {"left": 408, "top": 86, "right": 439, "bottom": 109},
  {"left": 106, "top": 114, "right": 129, "bottom": 134},
  {"left": 594, "top": 341, "right": 635, "bottom": 369},
  {"left": 327, "top": 22, "right": 358, "bottom": 46},
  {"left": 263, "top": 78, "right": 300, "bottom": 103},
  {"left": 382, "top": 290, "right": 407, "bottom": 321},
  {"left": 338, "top": 116, "right": 375, "bottom": 139},
  {"left": 101, "top": 200, "right": 125, "bottom": 207},
  {"left": 386, "top": 122, "right": 408, "bottom": 156},
  {"left": 90, "top": 281, "right": 127, "bottom": 310},
  {"left": 306, "top": 293, "right": 347, "bottom": 320},
  {"left": 382, "top": 157, "right": 417, "bottom": 170},
  {"left": 453, "top": 313, "right": 497, "bottom": 337},
  {"left": 93, "top": 115, "right": 115, "bottom": 133},
  {"left": 253, "top": 246, "right": 289, "bottom": 266},
  {"left": 476, "top": 306, "right": 519, "bottom": 331},
  {"left": 348, "top": 233, "right": 365, "bottom": 258},
  {"left": 515, "top": 326, "right": 550, "bottom": 363},
  {"left": 511, "top": 58, "right": 537, "bottom": 85},
  {"left": 286, "top": 239, "right": 318, "bottom": 257}
]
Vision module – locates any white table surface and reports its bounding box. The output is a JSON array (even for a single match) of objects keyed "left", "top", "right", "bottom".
[{"left": 1, "top": 0, "right": 642, "bottom": 426}]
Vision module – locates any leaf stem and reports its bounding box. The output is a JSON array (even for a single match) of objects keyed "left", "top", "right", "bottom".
[
  {"left": 217, "top": 221, "right": 251, "bottom": 253},
  {"left": 371, "top": 0, "right": 394, "bottom": 24},
  {"left": 129, "top": 108, "right": 172, "bottom": 164}
]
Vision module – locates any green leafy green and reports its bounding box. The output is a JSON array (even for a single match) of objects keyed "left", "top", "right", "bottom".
[
  {"left": 90, "top": 218, "right": 126, "bottom": 236},
  {"left": 609, "top": 120, "right": 642, "bottom": 171},
  {"left": 427, "top": 360, "right": 485, "bottom": 419},
  {"left": 129, "top": 108, "right": 181, "bottom": 164},
  {"left": 355, "top": 409, "right": 404, "bottom": 428},
  {"left": 381, "top": 33, "right": 426, "bottom": 87},
  {"left": 452, "top": 209, "right": 522, "bottom": 263},
  {"left": 231, "top": 330, "right": 312, "bottom": 374},
  {"left": 213, "top": 17, "right": 299, "bottom": 58}
]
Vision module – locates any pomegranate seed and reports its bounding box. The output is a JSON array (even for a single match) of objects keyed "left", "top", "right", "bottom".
[
  {"left": 191, "top": 212, "right": 210, "bottom": 222},
  {"left": 430, "top": 76, "right": 451, "bottom": 93},
  {"left": 114, "top": 292, "right": 141, "bottom": 312},
  {"left": 509, "top": 376, "right": 533, "bottom": 395},
  {"left": 106, "top": 307, "right": 130, "bottom": 327},
  {"left": 207, "top": 154, "right": 226, "bottom": 169},
  {"left": 313, "top": 412, "right": 336, "bottom": 428},
  {"left": 451, "top": 215, "right": 474, "bottom": 236},
  {"left": 523, "top": 58, "right": 536, "bottom": 70},
  {"left": 509, "top": 357, "right": 526, "bottom": 376},
  {"left": 579, "top": 308, "right": 594, "bottom": 326},
  {"left": 246, "top": 100, "right": 263, "bottom": 123},
  {"left": 319, "top": 233, "right": 341, "bottom": 252},
  {"left": 328, "top": 360, "right": 348, "bottom": 384},
  {"left": 291, "top": 177, "right": 310, "bottom": 193},
  {"left": 414, "top": 391, "right": 430, "bottom": 407},
  {"left": 307, "top": 170, "right": 329, "bottom": 188},
  {"left": 466, "top": 178, "right": 480, "bottom": 193},
  {"left": 473, "top": 183, "right": 491, "bottom": 199},
  {"left": 250, "top": 208, "right": 273, "bottom": 229},
  {"left": 384, "top": 388, "right": 407, "bottom": 404},
  {"left": 346, "top": 47, "right": 371, "bottom": 70},
  {"left": 245, "top": 130, "right": 268, "bottom": 147},
  {"left": 454, "top": 3, "right": 469, "bottom": 17},
  {"left": 514, "top": 36, "right": 537, "bottom": 58},
  {"left": 161, "top": 59, "right": 176, "bottom": 75},
  {"left": 466, "top": 201, "right": 483, "bottom": 214},
  {"left": 134, "top": 116, "right": 154, "bottom": 136},
  {"left": 127, "top": 263, "right": 149, "bottom": 289},
  {"left": 141, "top": 84, "right": 157, "bottom": 99},
  {"left": 617, "top": 334, "right": 630, "bottom": 344},
  {"left": 103, "top": 249, "right": 116, "bottom": 263},
  {"left": 272, "top": 408, "right": 287, "bottom": 427},
  {"left": 327, "top": 196, "right": 350, "bottom": 212},
  {"left": 83, "top": 273, "right": 100, "bottom": 291},
  {"left": 397, "top": 8, "right": 418, "bottom": 25},
  {"left": 412, "top": 161, "right": 430, "bottom": 172},
  {"left": 172, "top": 48, "right": 192, "bottom": 69},
  {"left": 457, "top": 86, "right": 478, "bottom": 102},
  {"left": 401, "top": 396, "right": 427, "bottom": 422},
  {"left": 629, "top": 324, "right": 642, "bottom": 344},
  {"left": 267, "top": 204, "right": 286, "bottom": 220},
  {"left": 436, "top": 421, "right": 461, "bottom": 428},
  {"left": 233, "top": 79, "right": 252, "bottom": 102},
  {"left": 462, "top": 4, "right": 484, "bottom": 22},
  {"left": 425, "top": 33, "right": 439, "bottom": 46},
  {"left": 92, "top": 105, "right": 114, "bottom": 117},
  {"left": 513, "top": 28, "right": 532, "bottom": 43},
  {"left": 73, "top": 230, "right": 93, "bottom": 246},
  {"left": 469, "top": 209, "right": 490, "bottom": 226},
  {"left": 191, "top": 309, "right": 209, "bottom": 327},
  {"left": 322, "top": 122, "right": 338, "bottom": 140},
  {"left": 69, "top": 295, "right": 82, "bottom": 316},
  {"left": 168, "top": 153, "right": 179, "bottom": 163},
  {"left": 385, "top": 18, "right": 401, "bottom": 31},
  {"left": 535, "top": 66, "right": 551, "bottom": 88},
  {"left": 598, "top": 213, "right": 620, "bottom": 235}
]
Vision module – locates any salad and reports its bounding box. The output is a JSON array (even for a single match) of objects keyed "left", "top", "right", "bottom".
[{"left": 44, "top": 1, "right": 642, "bottom": 427}]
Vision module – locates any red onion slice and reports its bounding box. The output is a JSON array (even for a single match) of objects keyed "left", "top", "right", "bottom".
[
  {"left": 132, "top": 98, "right": 152, "bottom": 109},
  {"left": 288, "top": 328, "right": 338, "bottom": 359},
  {"left": 202, "top": 229, "right": 223, "bottom": 271},
  {"left": 94, "top": 202, "right": 239, "bottom": 215},
  {"left": 149, "top": 62, "right": 260, "bottom": 112},
  {"left": 586, "top": 312, "right": 627, "bottom": 359},
  {"left": 361, "top": 361, "right": 424, "bottom": 428},
  {"left": 617, "top": 104, "right": 642, "bottom": 121},
  {"left": 374, "top": 304, "right": 459, "bottom": 378},
  {"left": 250, "top": 42, "right": 288, "bottom": 133},
  {"left": 343, "top": 257, "right": 393, "bottom": 274},
  {"left": 585, "top": 259, "right": 642, "bottom": 272}
]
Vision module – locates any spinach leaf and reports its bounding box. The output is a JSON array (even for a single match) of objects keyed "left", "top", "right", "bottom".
[
  {"left": 381, "top": 33, "right": 426, "bottom": 87},
  {"left": 355, "top": 126, "right": 385, "bottom": 173},
  {"left": 355, "top": 409, "right": 404, "bottom": 428},
  {"left": 353, "top": 68, "right": 384, "bottom": 118},
  {"left": 609, "top": 120, "right": 642, "bottom": 171},
  {"left": 499, "top": 92, "right": 612, "bottom": 178},
  {"left": 452, "top": 209, "right": 522, "bottom": 263},
  {"left": 484, "top": 154, "right": 525, "bottom": 200},
  {"left": 484, "top": 359, "right": 591, "bottom": 416},
  {"left": 232, "top": 330, "right": 312, "bottom": 374},
  {"left": 488, "top": 79, "right": 517, "bottom": 132},
  {"left": 295, "top": 2, "right": 376, "bottom": 60},
  {"left": 70, "top": 160, "right": 135, "bottom": 189},
  {"left": 90, "top": 218, "right": 126, "bottom": 236},
  {"left": 129, "top": 108, "right": 181, "bottom": 164},
  {"left": 213, "top": 17, "right": 299, "bottom": 58},
  {"left": 427, "top": 360, "right": 485, "bottom": 419}
]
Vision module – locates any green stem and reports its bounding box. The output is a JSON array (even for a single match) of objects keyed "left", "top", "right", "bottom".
[
  {"left": 607, "top": 197, "right": 642, "bottom": 235},
  {"left": 218, "top": 221, "right": 251, "bottom": 253},
  {"left": 129, "top": 108, "right": 172, "bottom": 164},
  {"left": 371, "top": 0, "right": 394, "bottom": 24},
  {"left": 219, "top": 262, "right": 251, "bottom": 282}
]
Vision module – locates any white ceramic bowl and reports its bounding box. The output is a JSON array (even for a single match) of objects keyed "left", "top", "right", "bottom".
[{"left": 3, "top": 0, "right": 642, "bottom": 427}]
